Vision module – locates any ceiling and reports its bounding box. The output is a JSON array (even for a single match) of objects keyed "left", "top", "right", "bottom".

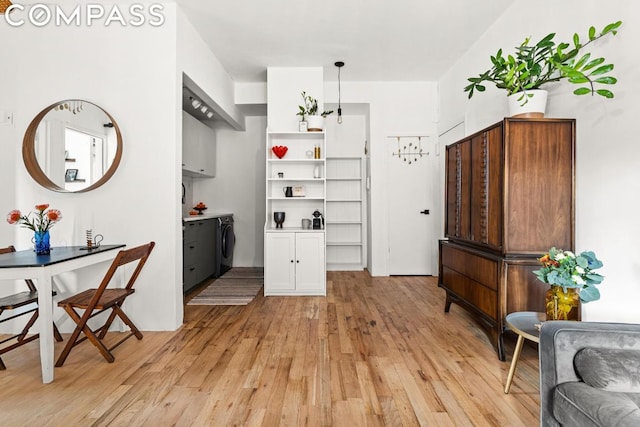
[{"left": 175, "top": 0, "right": 514, "bottom": 83}]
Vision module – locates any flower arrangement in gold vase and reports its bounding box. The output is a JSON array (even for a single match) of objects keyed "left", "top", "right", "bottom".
[
  {"left": 6, "top": 203, "right": 62, "bottom": 255},
  {"left": 533, "top": 247, "right": 604, "bottom": 320}
]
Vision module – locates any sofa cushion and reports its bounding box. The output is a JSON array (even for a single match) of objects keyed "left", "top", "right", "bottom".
[
  {"left": 574, "top": 347, "right": 640, "bottom": 392},
  {"left": 554, "top": 382, "right": 640, "bottom": 427}
]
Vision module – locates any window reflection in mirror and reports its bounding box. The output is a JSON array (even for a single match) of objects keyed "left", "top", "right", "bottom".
[{"left": 24, "top": 100, "right": 122, "bottom": 193}]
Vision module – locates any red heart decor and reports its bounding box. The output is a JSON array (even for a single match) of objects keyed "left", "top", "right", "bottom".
[{"left": 272, "top": 145, "right": 288, "bottom": 159}]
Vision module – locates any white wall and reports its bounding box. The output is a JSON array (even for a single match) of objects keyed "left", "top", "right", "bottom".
[
  {"left": 0, "top": 85, "right": 16, "bottom": 246},
  {"left": 193, "top": 116, "right": 267, "bottom": 267},
  {"left": 325, "top": 82, "right": 439, "bottom": 276},
  {"left": 324, "top": 111, "right": 367, "bottom": 158},
  {"left": 0, "top": 3, "right": 182, "bottom": 330},
  {"left": 0, "top": 5, "right": 182, "bottom": 330},
  {"left": 177, "top": 9, "right": 244, "bottom": 129},
  {"left": 236, "top": 80, "right": 439, "bottom": 276},
  {"left": 439, "top": 0, "right": 640, "bottom": 322},
  {"left": 267, "top": 67, "right": 324, "bottom": 131},
  {"left": 1, "top": 3, "right": 243, "bottom": 332}
]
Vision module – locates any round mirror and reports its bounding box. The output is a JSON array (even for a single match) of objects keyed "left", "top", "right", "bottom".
[{"left": 23, "top": 100, "right": 122, "bottom": 193}]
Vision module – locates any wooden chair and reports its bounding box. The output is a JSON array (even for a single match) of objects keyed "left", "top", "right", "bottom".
[
  {"left": 55, "top": 242, "right": 155, "bottom": 367},
  {"left": 0, "top": 245, "right": 63, "bottom": 370}
]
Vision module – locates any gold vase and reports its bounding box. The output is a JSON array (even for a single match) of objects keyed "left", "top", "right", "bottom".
[{"left": 545, "top": 285, "right": 581, "bottom": 321}]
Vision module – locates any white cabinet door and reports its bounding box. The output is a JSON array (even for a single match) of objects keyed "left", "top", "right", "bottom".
[
  {"left": 182, "top": 111, "right": 216, "bottom": 177},
  {"left": 264, "top": 232, "right": 325, "bottom": 295},
  {"left": 295, "top": 232, "right": 325, "bottom": 292},
  {"left": 182, "top": 111, "right": 198, "bottom": 172},
  {"left": 264, "top": 232, "right": 296, "bottom": 292},
  {"left": 196, "top": 130, "right": 216, "bottom": 177}
]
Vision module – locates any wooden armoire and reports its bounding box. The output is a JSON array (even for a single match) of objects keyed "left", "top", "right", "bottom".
[{"left": 438, "top": 118, "right": 575, "bottom": 360}]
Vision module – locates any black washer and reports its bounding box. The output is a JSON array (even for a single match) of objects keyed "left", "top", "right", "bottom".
[{"left": 216, "top": 215, "right": 235, "bottom": 277}]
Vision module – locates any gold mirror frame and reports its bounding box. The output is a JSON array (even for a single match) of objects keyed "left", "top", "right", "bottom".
[{"left": 22, "top": 100, "right": 123, "bottom": 193}]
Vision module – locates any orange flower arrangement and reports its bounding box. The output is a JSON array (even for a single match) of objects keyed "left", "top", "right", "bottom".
[{"left": 6, "top": 203, "right": 62, "bottom": 232}]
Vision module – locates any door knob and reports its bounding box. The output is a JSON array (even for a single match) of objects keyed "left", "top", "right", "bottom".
[{"left": 420, "top": 209, "right": 430, "bottom": 215}]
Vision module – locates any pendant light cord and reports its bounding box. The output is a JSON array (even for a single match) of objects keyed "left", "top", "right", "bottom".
[{"left": 335, "top": 61, "right": 344, "bottom": 124}]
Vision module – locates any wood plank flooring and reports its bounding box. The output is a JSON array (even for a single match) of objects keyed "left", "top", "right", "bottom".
[{"left": 0, "top": 271, "right": 540, "bottom": 426}]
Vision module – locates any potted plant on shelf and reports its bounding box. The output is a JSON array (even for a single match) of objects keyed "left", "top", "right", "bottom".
[
  {"left": 464, "top": 20, "right": 622, "bottom": 117},
  {"left": 297, "top": 91, "right": 333, "bottom": 132},
  {"left": 533, "top": 247, "right": 605, "bottom": 321}
]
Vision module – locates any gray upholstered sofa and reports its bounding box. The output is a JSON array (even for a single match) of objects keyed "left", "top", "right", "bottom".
[{"left": 539, "top": 321, "right": 640, "bottom": 426}]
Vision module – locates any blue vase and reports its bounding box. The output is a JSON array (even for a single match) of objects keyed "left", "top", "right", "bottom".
[{"left": 34, "top": 230, "right": 51, "bottom": 255}]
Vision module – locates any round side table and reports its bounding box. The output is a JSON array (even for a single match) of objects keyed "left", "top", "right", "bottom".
[{"left": 504, "top": 311, "right": 545, "bottom": 394}]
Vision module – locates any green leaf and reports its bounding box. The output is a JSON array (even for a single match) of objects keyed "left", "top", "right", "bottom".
[
  {"left": 568, "top": 76, "right": 589, "bottom": 84},
  {"left": 574, "top": 53, "right": 590, "bottom": 70},
  {"left": 586, "top": 273, "right": 604, "bottom": 284},
  {"left": 603, "top": 21, "right": 622, "bottom": 35},
  {"left": 536, "top": 32, "right": 556, "bottom": 47},
  {"left": 582, "top": 251, "right": 604, "bottom": 268},
  {"left": 476, "top": 85, "right": 486, "bottom": 92},
  {"left": 573, "top": 87, "right": 591, "bottom": 95},
  {"left": 580, "top": 286, "right": 600, "bottom": 303},
  {"left": 576, "top": 256, "right": 589, "bottom": 269},
  {"left": 588, "top": 26, "right": 596, "bottom": 41},
  {"left": 582, "top": 57, "right": 605, "bottom": 71},
  {"left": 594, "top": 76, "right": 617, "bottom": 85},
  {"left": 573, "top": 33, "right": 580, "bottom": 48},
  {"left": 596, "top": 89, "right": 614, "bottom": 98},
  {"left": 590, "top": 64, "right": 614, "bottom": 76}
]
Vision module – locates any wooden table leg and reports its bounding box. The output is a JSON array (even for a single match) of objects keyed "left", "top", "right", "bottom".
[{"left": 504, "top": 334, "right": 524, "bottom": 394}]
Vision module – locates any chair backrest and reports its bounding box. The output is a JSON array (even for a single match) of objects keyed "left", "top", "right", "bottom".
[
  {"left": 86, "top": 242, "right": 156, "bottom": 307},
  {"left": 0, "top": 245, "right": 37, "bottom": 292}
]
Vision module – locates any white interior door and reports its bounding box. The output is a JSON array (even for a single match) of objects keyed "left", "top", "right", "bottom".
[{"left": 387, "top": 136, "right": 436, "bottom": 275}]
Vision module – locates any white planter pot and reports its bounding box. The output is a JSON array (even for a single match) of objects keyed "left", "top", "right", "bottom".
[
  {"left": 306, "top": 115, "right": 324, "bottom": 132},
  {"left": 507, "top": 89, "right": 548, "bottom": 118}
]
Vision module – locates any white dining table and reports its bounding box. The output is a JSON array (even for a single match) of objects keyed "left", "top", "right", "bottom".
[{"left": 0, "top": 244, "right": 125, "bottom": 383}]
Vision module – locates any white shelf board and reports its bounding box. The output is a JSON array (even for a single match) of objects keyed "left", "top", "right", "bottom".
[
  {"left": 265, "top": 226, "right": 326, "bottom": 233},
  {"left": 268, "top": 177, "right": 325, "bottom": 182},
  {"left": 268, "top": 130, "right": 325, "bottom": 135},
  {"left": 268, "top": 159, "right": 325, "bottom": 163},
  {"left": 268, "top": 197, "right": 325, "bottom": 201}
]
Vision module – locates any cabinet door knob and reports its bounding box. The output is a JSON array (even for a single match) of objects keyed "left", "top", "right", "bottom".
[
  {"left": 420, "top": 209, "right": 430, "bottom": 215},
  {"left": 296, "top": 260, "right": 300, "bottom": 263},
  {"left": 290, "top": 260, "right": 294, "bottom": 263}
]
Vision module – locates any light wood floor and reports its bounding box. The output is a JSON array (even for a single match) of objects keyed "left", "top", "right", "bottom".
[{"left": 0, "top": 271, "right": 540, "bottom": 426}]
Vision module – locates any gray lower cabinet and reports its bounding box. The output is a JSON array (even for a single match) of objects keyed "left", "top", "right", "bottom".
[{"left": 183, "top": 219, "right": 217, "bottom": 293}]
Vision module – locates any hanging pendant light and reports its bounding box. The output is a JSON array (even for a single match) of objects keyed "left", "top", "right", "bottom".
[{"left": 335, "top": 61, "right": 344, "bottom": 124}]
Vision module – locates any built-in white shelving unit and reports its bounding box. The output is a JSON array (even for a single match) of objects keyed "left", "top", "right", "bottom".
[
  {"left": 264, "top": 130, "right": 326, "bottom": 295},
  {"left": 325, "top": 156, "right": 365, "bottom": 271}
]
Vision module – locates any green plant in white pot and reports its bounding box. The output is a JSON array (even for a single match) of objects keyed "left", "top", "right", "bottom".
[
  {"left": 464, "top": 20, "right": 622, "bottom": 117},
  {"left": 297, "top": 91, "right": 333, "bottom": 131}
]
